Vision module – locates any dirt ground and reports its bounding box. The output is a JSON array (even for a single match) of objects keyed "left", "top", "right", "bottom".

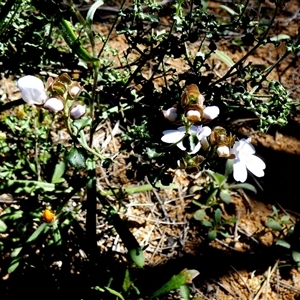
[{"left": 1, "top": 0, "right": 300, "bottom": 299}]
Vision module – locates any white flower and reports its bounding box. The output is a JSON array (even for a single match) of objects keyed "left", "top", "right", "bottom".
[
  {"left": 163, "top": 107, "right": 178, "bottom": 122},
  {"left": 17, "top": 75, "right": 48, "bottom": 105},
  {"left": 43, "top": 97, "right": 64, "bottom": 113},
  {"left": 161, "top": 125, "right": 211, "bottom": 154},
  {"left": 202, "top": 106, "right": 220, "bottom": 122},
  {"left": 230, "top": 138, "right": 266, "bottom": 182},
  {"left": 70, "top": 104, "right": 86, "bottom": 119}
]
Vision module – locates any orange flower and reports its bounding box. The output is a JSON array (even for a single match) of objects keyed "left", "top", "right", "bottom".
[{"left": 42, "top": 209, "right": 55, "bottom": 223}]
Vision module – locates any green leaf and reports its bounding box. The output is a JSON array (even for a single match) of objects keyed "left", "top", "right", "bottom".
[
  {"left": 51, "top": 161, "right": 66, "bottom": 184},
  {"left": 0, "top": 219, "right": 7, "bottom": 232},
  {"left": 7, "top": 180, "right": 55, "bottom": 194},
  {"left": 105, "top": 200, "right": 145, "bottom": 268},
  {"left": 57, "top": 18, "right": 99, "bottom": 64},
  {"left": 179, "top": 284, "right": 190, "bottom": 300},
  {"left": 146, "top": 147, "right": 162, "bottom": 159},
  {"left": 52, "top": 222, "right": 62, "bottom": 246},
  {"left": 208, "top": 230, "right": 217, "bottom": 241},
  {"left": 275, "top": 238, "right": 290, "bottom": 249},
  {"left": 122, "top": 269, "right": 131, "bottom": 292},
  {"left": 215, "top": 50, "right": 235, "bottom": 67},
  {"left": 292, "top": 251, "right": 300, "bottom": 263},
  {"left": 104, "top": 287, "right": 125, "bottom": 300},
  {"left": 150, "top": 269, "right": 199, "bottom": 298},
  {"left": 27, "top": 223, "right": 47, "bottom": 243},
  {"left": 202, "top": 220, "right": 212, "bottom": 227},
  {"left": 8, "top": 256, "right": 23, "bottom": 274},
  {"left": 206, "top": 170, "right": 226, "bottom": 186},
  {"left": 228, "top": 183, "right": 257, "bottom": 193},
  {"left": 270, "top": 34, "right": 290, "bottom": 42},
  {"left": 225, "top": 159, "right": 234, "bottom": 177},
  {"left": 129, "top": 247, "right": 144, "bottom": 269},
  {"left": 66, "top": 147, "right": 87, "bottom": 169},
  {"left": 86, "top": 0, "right": 104, "bottom": 25},
  {"left": 272, "top": 205, "right": 279, "bottom": 217},
  {"left": 73, "top": 117, "right": 92, "bottom": 133},
  {"left": 220, "top": 189, "right": 232, "bottom": 204},
  {"left": 265, "top": 220, "right": 282, "bottom": 231},
  {"left": 194, "top": 209, "right": 206, "bottom": 221},
  {"left": 214, "top": 208, "right": 222, "bottom": 224}
]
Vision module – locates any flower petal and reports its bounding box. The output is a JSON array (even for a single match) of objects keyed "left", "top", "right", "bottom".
[
  {"left": 161, "top": 130, "right": 184, "bottom": 144},
  {"left": 236, "top": 138, "right": 256, "bottom": 155},
  {"left": 199, "top": 126, "right": 212, "bottom": 138},
  {"left": 203, "top": 106, "right": 220, "bottom": 120},
  {"left": 17, "top": 75, "right": 48, "bottom": 105},
  {"left": 245, "top": 155, "right": 266, "bottom": 177},
  {"left": 233, "top": 160, "right": 248, "bottom": 182}
]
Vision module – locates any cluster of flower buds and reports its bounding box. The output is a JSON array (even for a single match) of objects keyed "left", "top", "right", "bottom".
[
  {"left": 163, "top": 84, "right": 220, "bottom": 124},
  {"left": 17, "top": 74, "right": 86, "bottom": 119}
]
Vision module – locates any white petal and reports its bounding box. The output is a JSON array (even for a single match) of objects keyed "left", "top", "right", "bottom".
[
  {"left": 200, "top": 137, "right": 209, "bottom": 150},
  {"left": 163, "top": 107, "right": 178, "bottom": 122},
  {"left": 217, "top": 145, "right": 230, "bottom": 157},
  {"left": 161, "top": 130, "right": 184, "bottom": 144},
  {"left": 70, "top": 104, "right": 86, "bottom": 119},
  {"left": 43, "top": 97, "right": 64, "bottom": 113},
  {"left": 245, "top": 155, "right": 266, "bottom": 177},
  {"left": 236, "top": 138, "right": 255, "bottom": 155},
  {"left": 203, "top": 106, "right": 220, "bottom": 120},
  {"left": 199, "top": 126, "right": 212, "bottom": 138},
  {"left": 233, "top": 160, "right": 248, "bottom": 182},
  {"left": 17, "top": 75, "right": 48, "bottom": 105}
]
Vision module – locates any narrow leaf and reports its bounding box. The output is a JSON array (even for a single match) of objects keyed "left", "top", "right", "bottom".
[
  {"left": 150, "top": 269, "right": 199, "bottom": 298},
  {"left": 266, "top": 220, "right": 282, "bottom": 231},
  {"left": 27, "top": 223, "right": 47, "bottom": 243},
  {"left": 292, "top": 251, "right": 300, "bottom": 263},
  {"left": 219, "top": 4, "right": 238, "bottom": 15},
  {"left": 51, "top": 161, "right": 66, "bottom": 184},
  {"left": 220, "top": 189, "right": 232, "bottom": 204},
  {"left": 214, "top": 208, "right": 222, "bottom": 224},
  {"left": 104, "top": 287, "right": 125, "bottom": 300},
  {"left": 276, "top": 238, "right": 290, "bottom": 249},
  {"left": 86, "top": 0, "right": 104, "bottom": 24},
  {"left": 215, "top": 50, "right": 235, "bottom": 67},
  {"left": 228, "top": 183, "right": 257, "bottom": 193},
  {"left": 0, "top": 219, "right": 7, "bottom": 232}
]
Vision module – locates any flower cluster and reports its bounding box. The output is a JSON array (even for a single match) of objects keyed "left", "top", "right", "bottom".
[
  {"left": 17, "top": 74, "right": 86, "bottom": 119},
  {"left": 161, "top": 84, "right": 265, "bottom": 182}
]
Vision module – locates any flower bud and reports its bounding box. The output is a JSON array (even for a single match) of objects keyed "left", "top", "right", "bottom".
[
  {"left": 70, "top": 103, "right": 86, "bottom": 119},
  {"left": 17, "top": 75, "right": 48, "bottom": 105},
  {"left": 42, "top": 209, "right": 55, "bottom": 223},
  {"left": 217, "top": 145, "right": 230, "bottom": 157},
  {"left": 163, "top": 107, "right": 178, "bottom": 122},
  {"left": 68, "top": 82, "right": 83, "bottom": 99},
  {"left": 43, "top": 96, "right": 64, "bottom": 113}
]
